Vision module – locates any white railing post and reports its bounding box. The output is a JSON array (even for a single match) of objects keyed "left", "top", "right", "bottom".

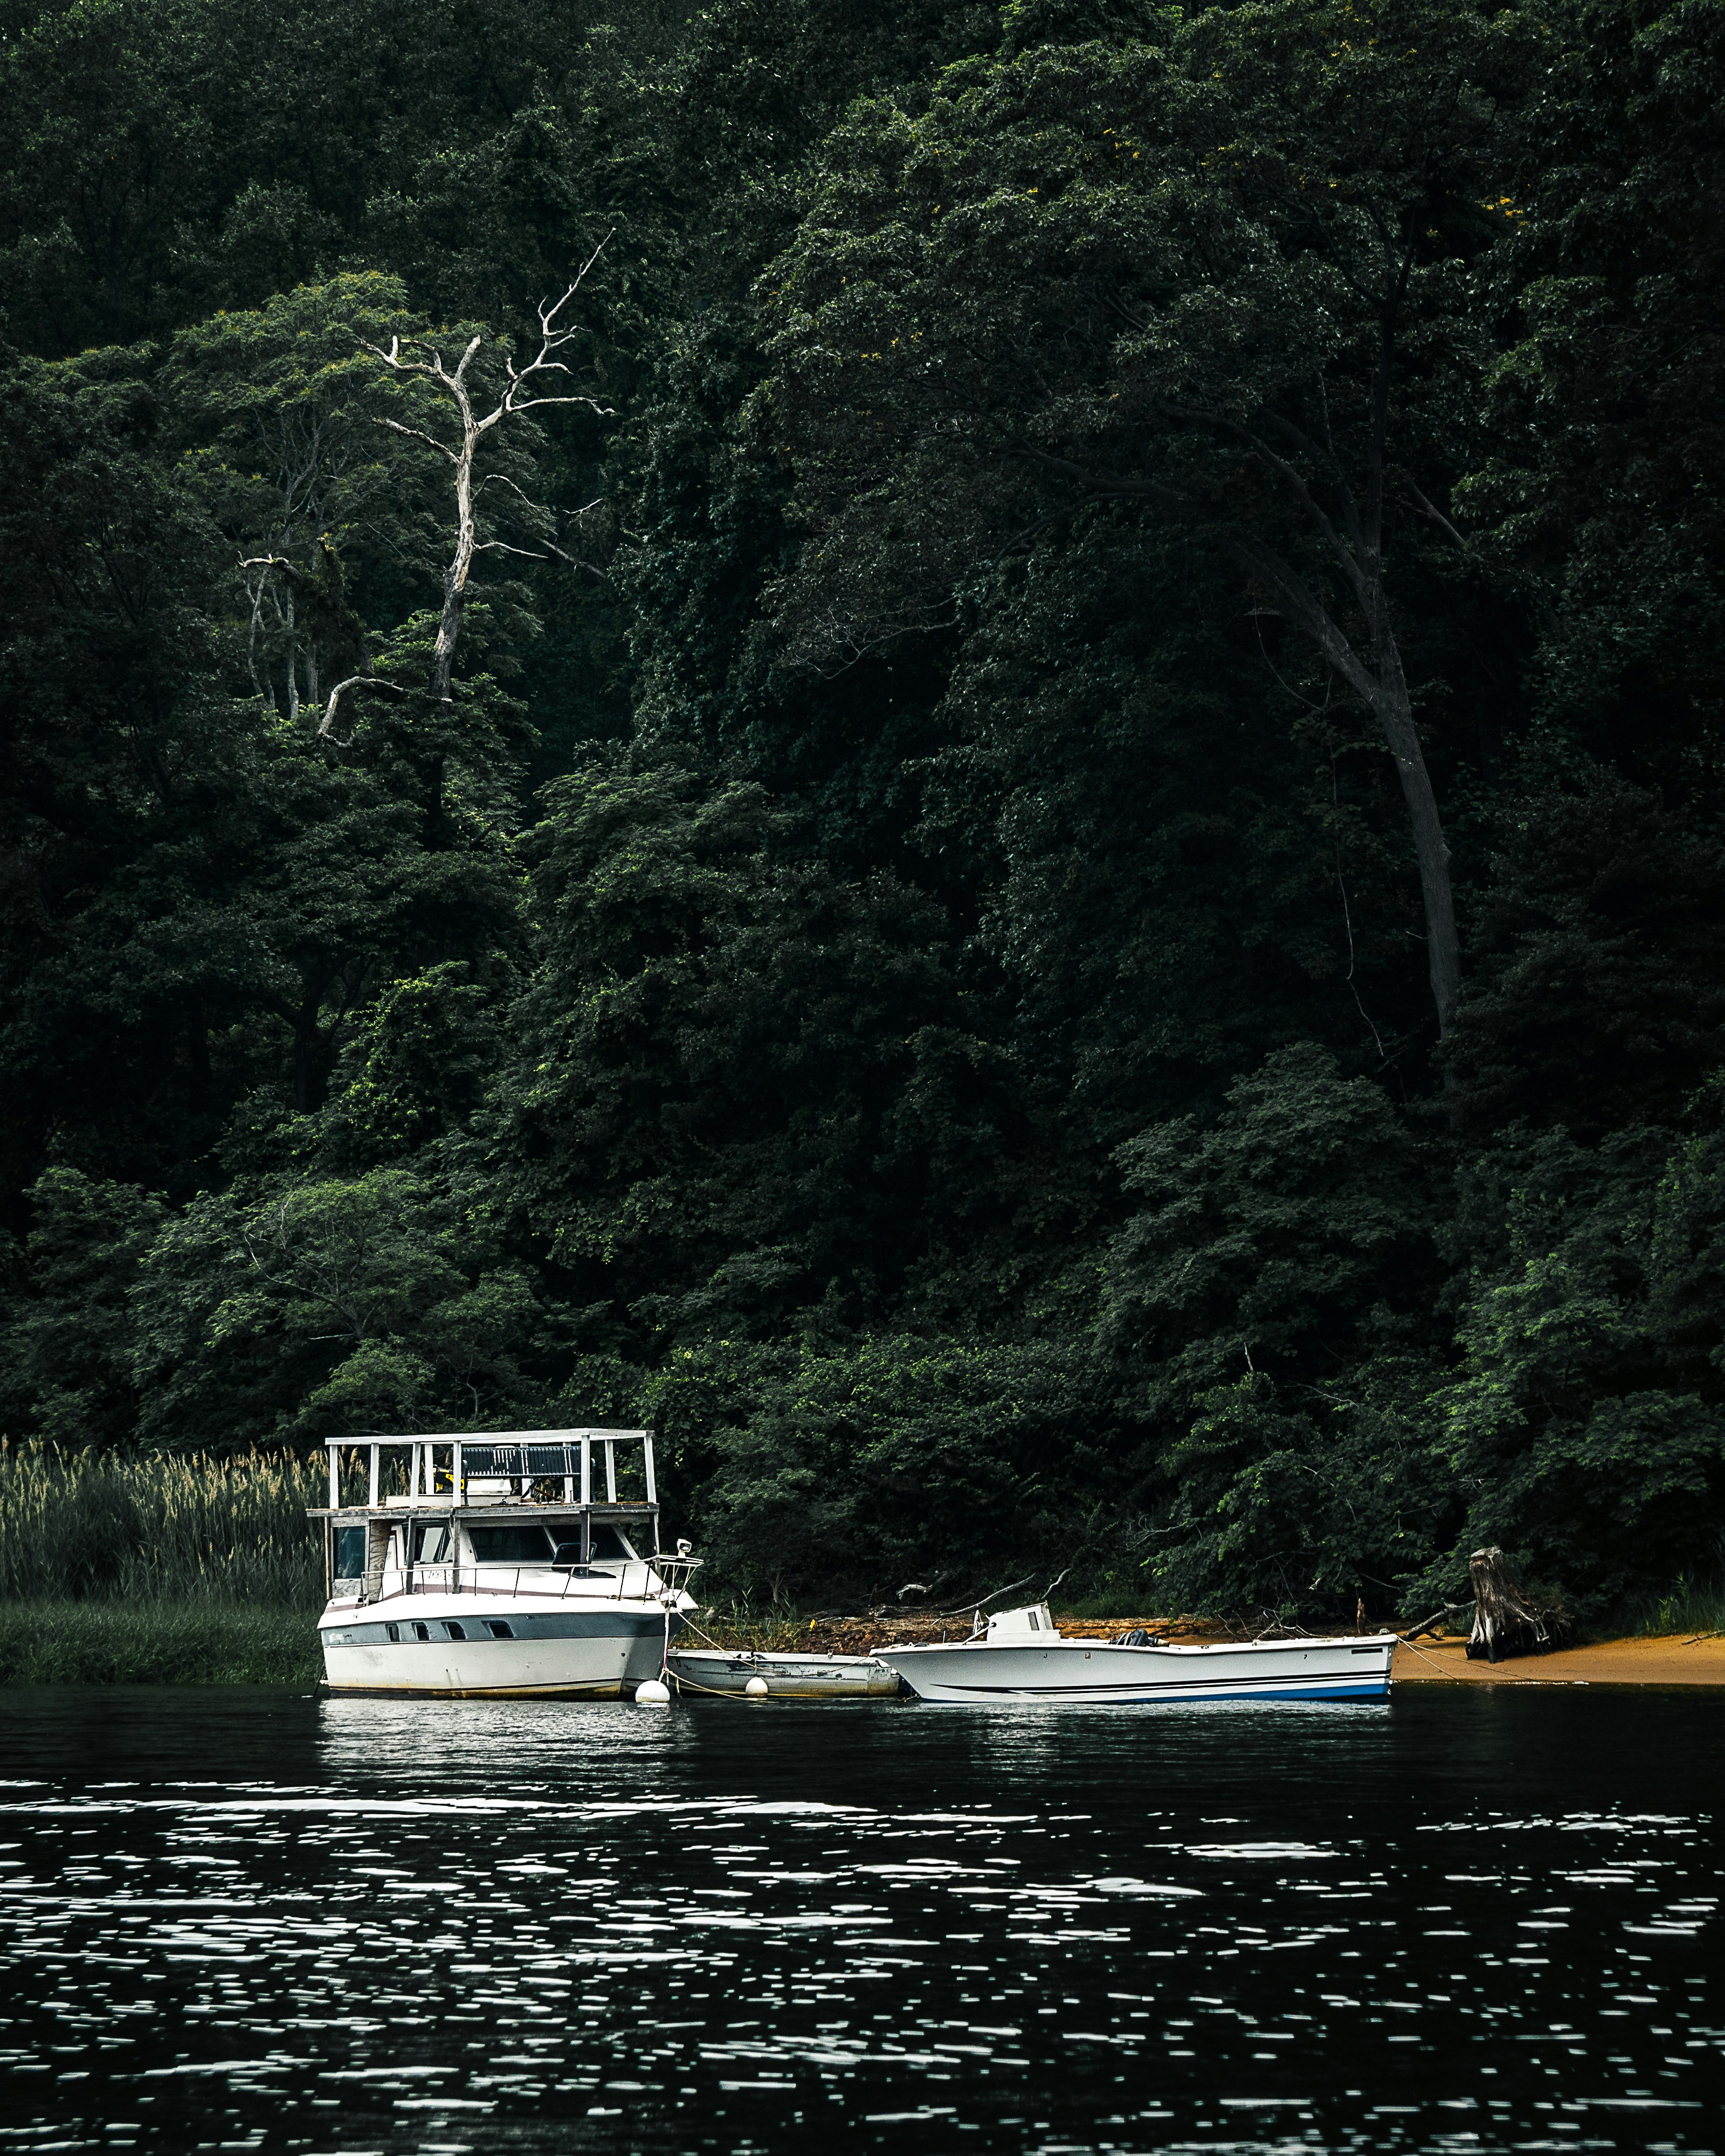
[
  {"left": 604, "top": 1440, "right": 617, "bottom": 1503},
  {"left": 368, "top": 1444, "right": 380, "bottom": 1507},
  {"left": 453, "top": 1440, "right": 464, "bottom": 1503},
  {"left": 579, "top": 1436, "right": 591, "bottom": 1508},
  {"left": 643, "top": 1433, "right": 657, "bottom": 1508},
  {"left": 328, "top": 1445, "right": 340, "bottom": 1510}
]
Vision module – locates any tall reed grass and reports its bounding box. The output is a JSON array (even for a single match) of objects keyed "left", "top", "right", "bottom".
[
  {"left": 0, "top": 1440, "right": 323, "bottom": 1608},
  {"left": 1630, "top": 1575, "right": 1725, "bottom": 1639}
]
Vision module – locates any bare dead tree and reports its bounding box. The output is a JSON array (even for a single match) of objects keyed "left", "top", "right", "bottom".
[{"left": 362, "top": 235, "right": 616, "bottom": 702}]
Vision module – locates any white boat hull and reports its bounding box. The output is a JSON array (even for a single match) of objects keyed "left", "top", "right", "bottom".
[
  {"left": 319, "top": 1594, "right": 673, "bottom": 1697},
  {"left": 874, "top": 1632, "right": 1396, "bottom": 1704},
  {"left": 667, "top": 1649, "right": 901, "bottom": 1698}
]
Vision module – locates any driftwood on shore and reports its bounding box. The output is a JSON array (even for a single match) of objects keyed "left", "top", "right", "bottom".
[{"left": 1465, "top": 1545, "right": 1574, "bottom": 1662}]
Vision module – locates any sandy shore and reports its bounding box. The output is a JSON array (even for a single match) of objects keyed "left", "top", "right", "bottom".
[
  {"left": 1393, "top": 1630, "right": 1725, "bottom": 1685},
  {"left": 751, "top": 1615, "right": 1725, "bottom": 1685}
]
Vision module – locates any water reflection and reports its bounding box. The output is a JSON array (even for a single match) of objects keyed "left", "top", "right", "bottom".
[{"left": 0, "top": 1687, "right": 1719, "bottom": 2155}]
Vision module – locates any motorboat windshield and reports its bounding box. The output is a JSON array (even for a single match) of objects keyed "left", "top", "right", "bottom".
[{"left": 467, "top": 1522, "right": 638, "bottom": 1566}]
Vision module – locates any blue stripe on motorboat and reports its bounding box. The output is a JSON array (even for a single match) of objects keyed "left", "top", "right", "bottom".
[
  {"left": 914, "top": 1681, "right": 1389, "bottom": 1703},
  {"left": 917, "top": 1667, "right": 1386, "bottom": 1694},
  {"left": 324, "top": 1612, "right": 666, "bottom": 1646}
]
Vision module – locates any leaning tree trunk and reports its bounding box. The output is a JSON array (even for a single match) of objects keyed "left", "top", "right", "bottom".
[
  {"left": 1466, "top": 1546, "right": 1573, "bottom": 1663},
  {"left": 1365, "top": 631, "right": 1460, "bottom": 1036},
  {"left": 1222, "top": 528, "right": 1462, "bottom": 1040}
]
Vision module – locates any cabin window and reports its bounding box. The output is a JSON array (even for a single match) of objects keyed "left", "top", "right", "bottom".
[
  {"left": 1027, "top": 1611, "right": 1040, "bottom": 1631},
  {"left": 485, "top": 1620, "right": 514, "bottom": 1640},
  {"left": 412, "top": 1622, "right": 431, "bottom": 1642},
  {"left": 385, "top": 1623, "right": 399, "bottom": 1642},
  {"left": 445, "top": 1621, "right": 468, "bottom": 1642},
  {"left": 546, "top": 1523, "right": 634, "bottom": 1563},
  {"left": 468, "top": 1525, "right": 556, "bottom": 1565},
  {"left": 333, "top": 1526, "right": 366, "bottom": 1578},
  {"left": 412, "top": 1523, "right": 451, "bottom": 1564}
]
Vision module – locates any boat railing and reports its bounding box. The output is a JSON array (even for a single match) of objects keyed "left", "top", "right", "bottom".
[
  {"left": 341, "top": 1553, "right": 703, "bottom": 1608},
  {"left": 323, "top": 1427, "right": 658, "bottom": 1511}
]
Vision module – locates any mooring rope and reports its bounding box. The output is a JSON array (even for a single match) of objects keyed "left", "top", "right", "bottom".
[{"left": 1395, "top": 1634, "right": 1542, "bottom": 1682}]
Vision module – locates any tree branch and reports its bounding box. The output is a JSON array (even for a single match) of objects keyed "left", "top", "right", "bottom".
[{"left": 315, "top": 674, "right": 405, "bottom": 745}]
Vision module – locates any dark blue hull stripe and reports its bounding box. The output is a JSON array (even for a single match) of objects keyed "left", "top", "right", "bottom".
[
  {"left": 920, "top": 1681, "right": 1390, "bottom": 1703},
  {"left": 324, "top": 1612, "right": 670, "bottom": 1646}
]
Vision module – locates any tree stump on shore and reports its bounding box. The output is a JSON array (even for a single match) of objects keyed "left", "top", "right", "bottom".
[{"left": 1466, "top": 1546, "right": 1573, "bottom": 1661}]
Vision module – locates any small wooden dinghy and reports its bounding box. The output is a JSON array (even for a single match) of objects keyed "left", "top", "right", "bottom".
[{"left": 667, "top": 1647, "right": 901, "bottom": 1697}]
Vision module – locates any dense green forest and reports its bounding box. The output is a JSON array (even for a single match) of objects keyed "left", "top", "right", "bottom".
[{"left": 3, "top": 0, "right": 1723, "bottom": 1622}]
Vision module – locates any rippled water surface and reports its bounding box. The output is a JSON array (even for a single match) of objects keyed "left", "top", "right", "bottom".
[{"left": 1, "top": 1686, "right": 1721, "bottom": 2155}]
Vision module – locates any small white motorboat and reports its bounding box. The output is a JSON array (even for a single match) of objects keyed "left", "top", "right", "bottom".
[
  {"left": 667, "top": 1646, "right": 901, "bottom": 1697},
  {"left": 873, "top": 1604, "right": 1396, "bottom": 1704},
  {"left": 310, "top": 1428, "right": 700, "bottom": 1697}
]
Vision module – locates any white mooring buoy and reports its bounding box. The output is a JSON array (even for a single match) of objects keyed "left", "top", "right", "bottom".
[
  {"left": 635, "top": 1677, "right": 671, "bottom": 1704},
  {"left": 744, "top": 1675, "right": 770, "bottom": 1698}
]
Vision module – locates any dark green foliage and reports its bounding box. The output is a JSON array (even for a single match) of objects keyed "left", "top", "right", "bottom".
[
  {"left": 1466, "top": 0, "right": 1725, "bottom": 776},
  {"left": 1099, "top": 1046, "right": 1452, "bottom": 1609},
  {"left": 687, "top": 1336, "right": 1103, "bottom": 1599},
  {"left": 1102, "top": 1045, "right": 1434, "bottom": 1413},
  {"left": 1445, "top": 765, "right": 1725, "bottom": 1138},
  {"left": 1423, "top": 1123, "right": 1725, "bottom": 1616},
  {"left": 500, "top": 759, "right": 1017, "bottom": 1341},
  {"left": 0, "top": 1173, "right": 167, "bottom": 1450},
  {"left": 130, "top": 1165, "right": 550, "bottom": 1448},
  {"left": 928, "top": 529, "right": 1425, "bottom": 1134},
  {"left": 323, "top": 963, "right": 508, "bottom": 1166},
  {"left": 3, "top": 0, "right": 1725, "bottom": 1629}
]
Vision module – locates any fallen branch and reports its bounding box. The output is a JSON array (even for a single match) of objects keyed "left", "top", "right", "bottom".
[{"left": 1399, "top": 1601, "right": 1471, "bottom": 1644}]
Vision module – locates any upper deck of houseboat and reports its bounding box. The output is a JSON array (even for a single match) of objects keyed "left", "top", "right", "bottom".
[{"left": 308, "top": 1428, "right": 698, "bottom": 1609}]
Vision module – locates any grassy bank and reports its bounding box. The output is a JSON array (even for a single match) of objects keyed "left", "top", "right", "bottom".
[
  {"left": 0, "top": 1599, "right": 321, "bottom": 1684},
  {"left": 1630, "top": 1580, "right": 1725, "bottom": 1639},
  {"left": 1, "top": 1441, "right": 323, "bottom": 1684}
]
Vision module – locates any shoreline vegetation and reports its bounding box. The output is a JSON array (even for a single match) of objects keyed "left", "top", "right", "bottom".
[
  {"left": 3, "top": 1443, "right": 1724, "bottom": 1686},
  {"left": 0, "top": 1441, "right": 325, "bottom": 1684},
  {"left": 0, "top": 1600, "right": 321, "bottom": 1687}
]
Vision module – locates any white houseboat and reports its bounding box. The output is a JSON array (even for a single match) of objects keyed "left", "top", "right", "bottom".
[{"left": 309, "top": 1428, "right": 699, "bottom": 1697}]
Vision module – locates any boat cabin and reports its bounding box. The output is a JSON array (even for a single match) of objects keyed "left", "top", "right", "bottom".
[{"left": 309, "top": 1428, "right": 694, "bottom": 1608}]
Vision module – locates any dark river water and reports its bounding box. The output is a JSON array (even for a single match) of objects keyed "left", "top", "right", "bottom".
[{"left": 1, "top": 1686, "right": 1720, "bottom": 2156}]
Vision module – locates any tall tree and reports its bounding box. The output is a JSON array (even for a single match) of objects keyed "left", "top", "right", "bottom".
[{"left": 758, "top": 0, "right": 1543, "bottom": 1038}]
